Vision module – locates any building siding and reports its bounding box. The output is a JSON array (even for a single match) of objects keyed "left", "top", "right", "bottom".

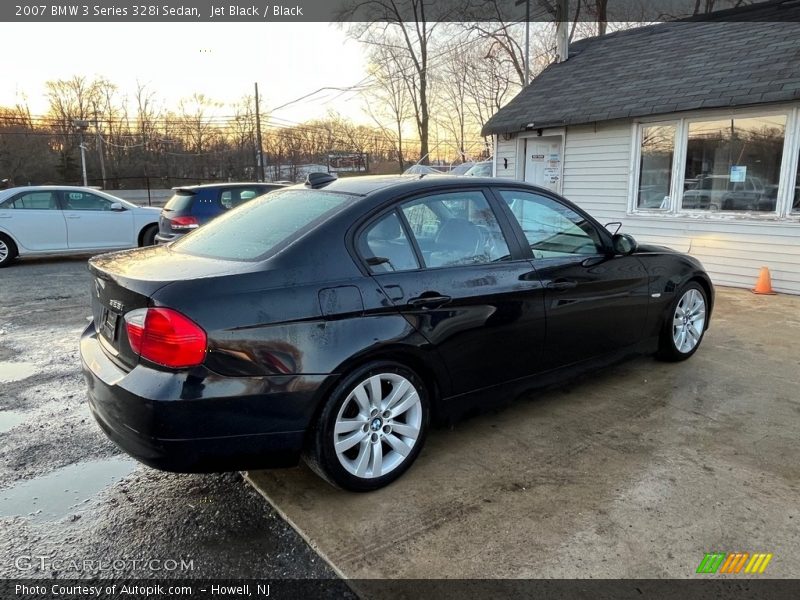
[
  {"left": 495, "top": 137, "right": 518, "bottom": 179},
  {"left": 552, "top": 122, "right": 800, "bottom": 295}
]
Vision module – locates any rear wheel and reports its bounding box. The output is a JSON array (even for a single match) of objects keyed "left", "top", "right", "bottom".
[
  {"left": 140, "top": 225, "right": 157, "bottom": 247},
  {"left": 0, "top": 233, "right": 17, "bottom": 267},
  {"left": 305, "top": 361, "right": 430, "bottom": 492},
  {"left": 656, "top": 282, "right": 708, "bottom": 361}
]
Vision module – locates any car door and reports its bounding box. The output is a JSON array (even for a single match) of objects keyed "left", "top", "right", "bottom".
[
  {"left": 495, "top": 189, "right": 650, "bottom": 370},
  {"left": 60, "top": 191, "right": 134, "bottom": 249},
  {"left": 357, "top": 189, "right": 546, "bottom": 397},
  {"left": 0, "top": 190, "right": 68, "bottom": 251}
]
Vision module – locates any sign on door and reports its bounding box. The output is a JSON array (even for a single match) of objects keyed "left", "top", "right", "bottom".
[{"left": 524, "top": 137, "right": 562, "bottom": 193}]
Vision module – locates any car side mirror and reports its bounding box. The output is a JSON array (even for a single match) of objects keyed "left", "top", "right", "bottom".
[
  {"left": 612, "top": 233, "right": 637, "bottom": 256},
  {"left": 109, "top": 202, "right": 125, "bottom": 211}
]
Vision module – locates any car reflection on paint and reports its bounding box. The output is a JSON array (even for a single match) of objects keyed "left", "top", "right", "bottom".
[{"left": 80, "top": 173, "right": 714, "bottom": 491}]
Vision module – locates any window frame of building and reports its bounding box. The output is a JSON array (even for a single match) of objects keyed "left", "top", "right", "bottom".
[{"left": 629, "top": 105, "right": 800, "bottom": 220}]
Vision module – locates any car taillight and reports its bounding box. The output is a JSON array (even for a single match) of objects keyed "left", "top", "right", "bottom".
[
  {"left": 170, "top": 216, "right": 199, "bottom": 231},
  {"left": 124, "top": 308, "right": 207, "bottom": 368}
]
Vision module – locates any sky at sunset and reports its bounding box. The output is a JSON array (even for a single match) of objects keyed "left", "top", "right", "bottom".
[{"left": 2, "top": 22, "right": 369, "bottom": 124}]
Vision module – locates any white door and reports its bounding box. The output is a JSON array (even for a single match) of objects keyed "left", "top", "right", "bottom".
[
  {"left": 524, "top": 136, "right": 563, "bottom": 194},
  {"left": 61, "top": 191, "right": 134, "bottom": 249},
  {"left": 0, "top": 190, "right": 68, "bottom": 251}
]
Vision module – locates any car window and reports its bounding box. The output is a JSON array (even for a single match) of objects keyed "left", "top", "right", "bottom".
[
  {"left": 172, "top": 189, "right": 353, "bottom": 261},
  {"left": 499, "top": 190, "right": 603, "bottom": 258},
  {"left": 0, "top": 191, "right": 59, "bottom": 210},
  {"left": 220, "top": 188, "right": 264, "bottom": 210},
  {"left": 164, "top": 191, "right": 195, "bottom": 212},
  {"left": 400, "top": 191, "right": 510, "bottom": 268},
  {"left": 358, "top": 211, "right": 419, "bottom": 273},
  {"left": 63, "top": 191, "right": 114, "bottom": 210}
]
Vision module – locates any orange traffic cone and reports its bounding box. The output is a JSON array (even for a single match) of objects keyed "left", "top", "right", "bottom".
[{"left": 752, "top": 267, "right": 776, "bottom": 295}]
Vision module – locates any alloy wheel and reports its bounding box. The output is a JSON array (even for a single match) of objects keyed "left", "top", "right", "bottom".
[
  {"left": 672, "top": 288, "right": 706, "bottom": 354},
  {"left": 333, "top": 372, "right": 422, "bottom": 479},
  {"left": 0, "top": 240, "right": 8, "bottom": 263}
]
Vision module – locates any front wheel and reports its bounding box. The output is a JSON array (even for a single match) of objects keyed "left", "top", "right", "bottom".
[
  {"left": 140, "top": 225, "right": 157, "bottom": 247},
  {"left": 305, "top": 361, "right": 430, "bottom": 492},
  {"left": 656, "top": 283, "right": 708, "bottom": 362},
  {"left": 0, "top": 233, "right": 18, "bottom": 267}
]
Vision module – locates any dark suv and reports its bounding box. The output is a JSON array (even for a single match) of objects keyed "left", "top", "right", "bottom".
[{"left": 155, "top": 182, "right": 286, "bottom": 244}]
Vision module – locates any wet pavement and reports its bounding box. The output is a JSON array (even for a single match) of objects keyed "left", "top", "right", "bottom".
[
  {"left": 0, "top": 256, "right": 343, "bottom": 583},
  {"left": 247, "top": 288, "right": 800, "bottom": 583}
]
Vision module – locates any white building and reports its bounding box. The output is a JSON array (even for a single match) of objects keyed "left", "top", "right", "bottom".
[{"left": 482, "top": 4, "right": 800, "bottom": 294}]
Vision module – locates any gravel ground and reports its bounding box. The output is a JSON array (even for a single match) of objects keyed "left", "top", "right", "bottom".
[{"left": 0, "top": 254, "right": 349, "bottom": 591}]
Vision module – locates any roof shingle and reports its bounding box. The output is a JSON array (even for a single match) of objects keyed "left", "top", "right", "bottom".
[{"left": 482, "top": 4, "right": 800, "bottom": 136}]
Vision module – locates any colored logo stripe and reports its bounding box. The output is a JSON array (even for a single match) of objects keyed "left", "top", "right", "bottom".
[
  {"left": 696, "top": 552, "right": 773, "bottom": 574},
  {"left": 745, "top": 553, "right": 773, "bottom": 574},
  {"left": 697, "top": 553, "right": 726, "bottom": 573}
]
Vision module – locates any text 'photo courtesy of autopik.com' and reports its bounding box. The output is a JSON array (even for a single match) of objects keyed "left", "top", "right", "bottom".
[{"left": 1, "top": 0, "right": 800, "bottom": 599}]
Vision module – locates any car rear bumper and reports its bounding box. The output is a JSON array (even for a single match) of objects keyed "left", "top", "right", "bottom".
[
  {"left": 80, "top": 323, "right": 332, "bottom": 472},
  {"left": 154, "top": 232, "right": 183, "bottom": 245}
]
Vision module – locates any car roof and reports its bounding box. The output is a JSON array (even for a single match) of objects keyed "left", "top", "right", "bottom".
[
  {"left": 0, "top": 185, "right": 128, "bottom": 201},
  {"left": 171, "top": 182, "right": 287, "bottom": 191},
  {"left": 311, "top": 174, "right": 509, "bottom": 197}
]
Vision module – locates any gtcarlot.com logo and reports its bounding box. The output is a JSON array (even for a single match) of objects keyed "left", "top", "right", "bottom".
[{"left": 696, "top": 552, "right": 773, "bottom": 574}]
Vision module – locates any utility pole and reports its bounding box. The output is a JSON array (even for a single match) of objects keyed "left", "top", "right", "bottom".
[
  {"left": 254, "top": 82, "right": 265, "bottom": 182},
  {"left": 515, "top": 0, "right": 531, "bottom": 86},
  {"left": 94, "top": 119, "right": 107, "bottom": 188},
  {"left": 556, "top": 0, "right": 570, "bottom": 63},
  {"left": 73, "top": 119, "right": 89, "bottom": 186}
]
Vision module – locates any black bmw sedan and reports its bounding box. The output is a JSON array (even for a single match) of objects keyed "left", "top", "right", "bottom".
[{"left": 80, "top": 175, "right": 713, "bottom": 491}]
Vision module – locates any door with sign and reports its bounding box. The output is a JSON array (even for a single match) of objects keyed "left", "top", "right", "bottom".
[{"left": 524, "top": 136, "right": 563, "bottom": 194}]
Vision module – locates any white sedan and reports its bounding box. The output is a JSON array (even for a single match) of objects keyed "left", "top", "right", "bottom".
[{"left": 0, "top": 186, "right": 161, "bottom": 267}]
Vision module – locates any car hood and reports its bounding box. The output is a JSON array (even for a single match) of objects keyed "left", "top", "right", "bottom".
[
  {"left": 131, "top": 205, "right": 161, "bottom": 213},
  {"left": 634, "top": 243, "right": 677, "bottom": 254}
]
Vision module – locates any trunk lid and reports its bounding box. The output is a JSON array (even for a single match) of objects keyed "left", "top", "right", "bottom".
[{"left": 88, "top": 245, "right": 259, "bottom": 369}]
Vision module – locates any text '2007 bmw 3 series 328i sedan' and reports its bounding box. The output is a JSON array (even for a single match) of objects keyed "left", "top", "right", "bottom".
[{"left": 80, "top": 174, "right": 713, "bottom": 491}]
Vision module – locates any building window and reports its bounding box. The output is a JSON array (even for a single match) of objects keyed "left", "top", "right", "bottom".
[
  {"left": 793, "top": 150, "right": 800, "bottom": 214},
  {"left": 681, "top": 115, "right": 785, "bottom": 212},
  {"left": 637, "top": 124, "right": 675, "bottom": 210}
]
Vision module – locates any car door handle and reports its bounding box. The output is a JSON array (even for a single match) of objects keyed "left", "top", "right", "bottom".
[
  {"left": 0, "top": 213, "right": 11, "bottom": 218},
  {"left": 408, "top": 294, "right": 452, "bottom": 309},
  {"left": 546, "top": 279, "right": 577, "bottom": 291},
  {"left": 66, "top": 215, "right": 81, "bottom": 219}
]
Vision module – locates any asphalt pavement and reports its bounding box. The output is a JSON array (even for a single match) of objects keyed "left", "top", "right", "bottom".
[{"left": 0, "top": 254, "right": 347, "bottom": 589}]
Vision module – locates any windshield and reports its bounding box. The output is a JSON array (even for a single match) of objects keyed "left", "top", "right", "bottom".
[{"left": 171, "top": 188, "right": 354, "bottom": 261}]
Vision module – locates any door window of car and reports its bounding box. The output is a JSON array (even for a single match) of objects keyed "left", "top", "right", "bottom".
[
  {"left": 358, "top": 211, "right": 419, "bottom": 273},
  {"left": 63, "top": 191, "right": 116, "bottom": 210},
  {"left": 0, "top": 191, "right": 59, "bottom": 210},
  {"left": 499, "top": 190, "right": 603, "bottom": 258},
  {"left": 400, "top": 191, "right": 510, "bottom": 268},
  {"left": 220, "top": 188, "right": 262, "bottom": 209}
]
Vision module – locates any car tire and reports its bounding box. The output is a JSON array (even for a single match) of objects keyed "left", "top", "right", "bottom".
[
  {"left": 141, "top": 225, "right": 157, "bottom": 247},
  {"left": 305, "top": 361, "right": 430, "bottom": 492},
  {"left": 0, "top": 233, "right": 18, "bottom": 268},
  {"left": 656, "top": 282, "right": 708, "bottom": 362}
]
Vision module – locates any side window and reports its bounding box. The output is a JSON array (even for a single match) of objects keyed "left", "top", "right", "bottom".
[
  {"left": 358, "top": 211, "right": 419, "bottom": 273},
  {"left": 499, "top": 190, "right": 603, "bottom": 258},
  {"left": 1, "top": 191, "right": 59, "bottom": 210},
  {"left": 220, "top": 188, "right": 262, "bottom": 210},
  {"left": 63, "top": 192, "right": 113, "bottom": 211},
  {"left": 401, "top": 191, "right": 510, "bottom": 268}
]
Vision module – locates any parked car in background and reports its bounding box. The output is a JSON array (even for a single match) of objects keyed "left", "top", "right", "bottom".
[
  {"left": 0, "top": 186, "right": 160, "bottom": 267},
  {"left": 402, "top": 164, "right": 442, "bottom": 175},
  {"left": 682, "top": 174, "right": 765, "bottom": 210},
  {"left": 81, "top": 175, "right": 713, "bottom": 492},
  {"left": 464, "top": 160, "right": 493, "bottom": 177},
  {"left": 447, "top": 162, "right": 475, "bottom": 175},
  {"left": 155, "top": 182, "right": 286, "bottom": 244}
]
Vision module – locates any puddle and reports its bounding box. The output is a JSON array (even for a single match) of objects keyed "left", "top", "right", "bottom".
[
  {"left": 0, "top": 361, "right": 37, "bottom": 383},
  {"left": 0, "top": 409, "right": 27, "bottom": 433},
  {"left": 0, "top": 456, "right": 136, "bottom": 523}
]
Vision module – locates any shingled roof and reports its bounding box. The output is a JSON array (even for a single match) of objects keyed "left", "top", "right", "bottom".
[{"left": 482, "top": 1, "right": 800, "bottom": 136}]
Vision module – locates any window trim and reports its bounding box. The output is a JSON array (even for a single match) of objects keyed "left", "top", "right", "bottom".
[{"left": 629, "top": 104, "right": 800, "bottom": 221}]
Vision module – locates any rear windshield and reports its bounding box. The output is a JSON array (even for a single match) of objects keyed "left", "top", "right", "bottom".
[
  {"left": 163, "top": 190, "right": 196, "bottom": 211},
  {"left": 171, "top": 189, "right": 354, "bottom": 261}
]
